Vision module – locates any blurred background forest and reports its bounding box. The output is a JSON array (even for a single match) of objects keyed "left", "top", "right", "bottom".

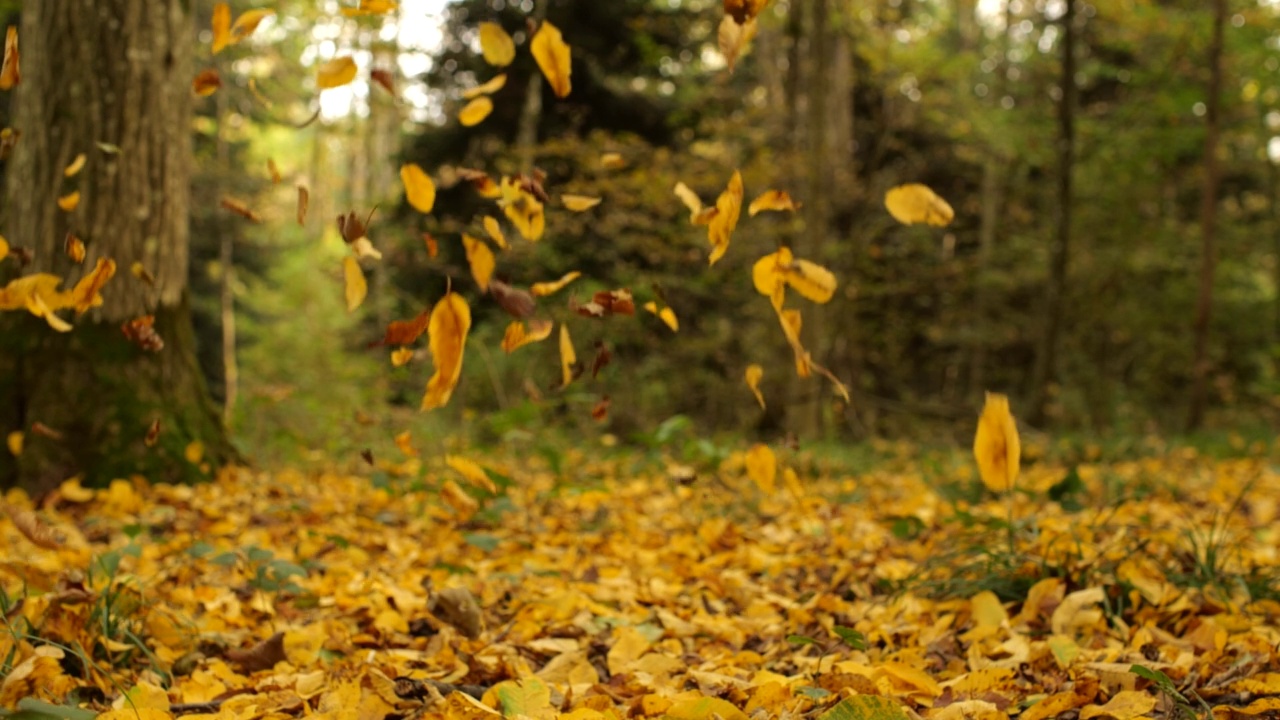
[{"left": 10, "top": 0, "right": 1280, "bottom": 468}]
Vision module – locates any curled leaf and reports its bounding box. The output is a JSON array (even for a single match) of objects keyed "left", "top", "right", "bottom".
[
  {"left": 885, "top": 183, "right": 955, "bottom": 227},
  {"left": 499, "top": 176, "right": 545, "bottom": 241},
  {"left": 748, "top": 189, "right": 799, "bottom": 216},
  {"left": 502, "top": 318, "right": 554, "bottom": 353},
  {"left": 69, "top": 258, "right": 116, "bottom": 313},
  {"left": 531, "top": 21, "right": 572, "bottom": 99},
  {"left": 58, "top": 192, "right": 81, "bottom": 212},
  {"left": 531, "top": 271, "right": 581, "bottom": 297},
  {"left": 391, "top": 347, "right": 414, "bottom": 366},
  {"left": 4, "top": 505, "right": 64, "bottom": 549},
  {"left": 317, "top": 56, "right": 358, "bottom": 90},
  {"left": 374, "top": 309, "right": 432, "bottom": 347},
  {"left": 489, "top": 280, "right": 536, "bottom": 319},
  {"left": 673, "top": 182, "right": 703, "bottom": 221},
  {"left": 64, "top": 234, "right": 85, "bottom": 264},
  {"left": 64, "top": 153, "right": 87, "bottom": 178},
  {"left": 296, "top": 185, "right": 309, "bottom": 225},
  {"left": 462, "top": 74, "right": 507, "bottom": 99},
  {"left": 482, "top": 215, "right": 508, "bottom": 250}
]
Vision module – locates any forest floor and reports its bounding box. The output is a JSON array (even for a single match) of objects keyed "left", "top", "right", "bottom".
[{"left": 2, "top": 445, "right": 1280, "bottom": 720}]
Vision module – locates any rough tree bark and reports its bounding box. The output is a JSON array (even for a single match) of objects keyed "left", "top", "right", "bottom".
[
  {"left": 1029, "top": 0, "right": 1077, "bottom": 426},
  {"left": 0, "top": 0, "right": 236, "bottom": 492},
  {"left": 1186, "top": 0, "right": 1227, "bottom": 431}
]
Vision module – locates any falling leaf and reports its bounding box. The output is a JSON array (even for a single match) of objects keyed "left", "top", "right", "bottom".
[
  {"left": 576, "top": 289, "right": 635, "bottom": 318},
  {"left": 351, "top": 237, "right": 382, "bottom": 260},
  {"left": 131, "top": 262, "right": 156, "bottom": 287},
  {"left": 401, "top": 163, "right": 436, "bottom": 214},
  {"left": 211, "top": 3, "right": 231, "bottom": 53},
  {"left": 673, "top": 182, "right": 703, "bottom": 221},
  {"left": 461, "top": 234, "right": 495, "bottom": 291},
  {"left": 462, "top": 74, "right": 507, "bottom": 99},
  {"left": 144, "top": 419, "right": 160, "bottom": 448},
  {"left": 718, "top": 16, "right": 758, "bottom": 73},
  {"left": 317, "top": 56, "right": 358, "bottom": 90},
  {"left": 422, "top": 292, "right": 471, "bottom": 411},
  {"left": 490, "top": 280, "right": 536, "bottom": 318},
  {"left": 745, "top": 444, "right": 777, "bottom": 494},
  {"left": 220, "top": 197, "right": 262, "bottom": 222},
  {"left": 708, "top": 171, "right": 743, "bottom": 265},
  {"left": 441, "top": 479, "right": 480, "bottom": 520},
  {"left": 479, "top": 22, "right": 516, "bottom": 67},
  {"left": 229, "top": 9, "right": 273, "bottom": 43},
  {"left": 748, "top": 189, "right": 799, "bottom": 216},
  {"left": 3, "top": 506, "right": 64, "bottom": 550},
  {"left": 531, "top": 272, "right": 581, "bottom": 297},
  {"left": 559, "top": 324, "right": 577, "bottom": 388},
  {"left": 95, "top": 141, "right": 120, "bottom": 154},
  {"left": 531, "top": 21, "right": 572, "bottom": 99},
  {"left": 121, "top": 315, "right": 164, "bottom": 351},
  {"left": 296, "top": 186, "right": 309, "bottom": 225},
  {"left": 394, "top": 431, "right": 418, "bottom": 458},
  {"left": 458, "top": 167, "right": 501, "bottom": 198},
  {"left": 58, "top": 477, "right": 95, "bottom": 503},
  {"left": 64, "top": 153, "right": 87, "bottom": 178},
  {"left": 184, "top": 441, "right": 204, "bottom": 464},
  {"left": 30, "top": 422, "right": 62, "bottom": 441},
  {"left": 62, "top": 233, "right": 85, "bottom": 264},
  {"left": 591, "top": 341, "right": 612, "bottom": 378},
  {"left": 6, "top": 431, "right": 22, "bottom": 456},
  {"left": 643, "top": 301, "right": 678, "bottom": 332},
  {"left": 884, "top": 183, "right": 955, "bottom": 227},
  {"left": 69, "top": 258, "right": 115, "bottom": 313},
  {"left": 502, "top": 318, "right": 554, "bottom": 353},
  {"left": 0, "top": 26, "right": 19, "bottom": 90},
  {"left": 371, "top": 68, "right": 396, "bottom": 94},
  {"left": 343, "top": 257, "right": 367, "bottom": 312},
  {"left": 446, "top": 456, "right": 496, "bottom": 493},
  {"left": 592, "top": 396, "right": 611, "bottom": 422},
  {"left": 974, "top": 392, "right": 1020, "bottom": 493},
  {"left": 0, "top": 235, "right": 7, "bottom": 262},
  {"left": 360, "top": 449, "right": 375, "bottom": 465},
  {"left": 423, "top": 232, "right": 439, "bottom": 258},
  {"left": 458, "top": 96, "right": 494, "bottom": 126},
  {"left": 267, "top": 158, "right": 282, "bottom": 184},
  {"left": 561, "top": 194, "right": 602, "bottom": 212},
  {"left": 337, "top": 208, "right": 377, "bottom": 244},
  {"left": 375, "top": 309, "right": 432, "bottom": 347},
  {"left": 601, "top": 152, "right": 626, "bottom": 170},
  {"left": 391, "top": 347, "right": 414, "bottom": 367},
  {"left": 753, "top": 247, "right": 837, "bottom": 304},
  {"left": 745, "top": 365, "right": 765, "bottom": 409},
  {"left": 192, "top": 69, "right": 220, "bottom": 96},
  {"left": 58, "top": 192, "right": 80, "bottom": 211},
  {"left": 481, "top": 215, "right": 508, "bottom": 250},
  {"left": 341, "top": 0, "right": 399, "bottom": 16},
  {"left": 724, "top": 0, "right": 772, "bottom": 24},
  {"left": 499, "top": 176, "right": 545, "bottom": 241}
]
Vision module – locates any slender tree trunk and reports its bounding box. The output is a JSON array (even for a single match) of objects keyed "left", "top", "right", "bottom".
[
  {"left": 216, "top": 73, "right": 238, "bottom": 423},
  {"left": 1, "top": 0, "right": 236, "bottom": 492},
  {"left": 516, "top": 0, "right": 549, "bottom": 171},
  {"left": 1187, "top": 0, "right": 1228, "bottom": 431},
  {"left": 1029, "top": 0, "right": 1077, "bottom": 426}
]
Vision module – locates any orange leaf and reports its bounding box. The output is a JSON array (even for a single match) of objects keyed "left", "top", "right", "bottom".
[
  {"left": 531, "top": 271, "right": 581, "bottom": 297},
  {"left": 64, "top": 233, "right": 85, "bottom": 264},
  {"left": 267, "top": 158, "right": 282, "bottom": 184},
  {"left": 458, "top": 96, "right": 493, "bottom": 126},
  {"left": 3, "top": 505, "right": 64, "bottom": 549},
  {"left": 479, "top": 22, "right": 516, "bottom": 67},
  {"left": 69, "top": 258, "right": 115, "bottom": 314},
  {"left": 461, "top": 234, "right": 495, "bottom": 291},
  {"left": 220, "top": 197, "right": 262, "bottom": 222},
  {"left": 0, "top": 26, "right": 19, "bottom": 90},
  {"left": 64, "top": 153, "right": 87, "bottom": 178},
  {"left": 501, "top": 318, "right": 554, "bottom": 353},
  {"left": 422, "top": 292, "right": 471, "bottom": 411},
  {"left": 591, "top": 396, "right": 611, "bottom": 422},
  {"left": 121, "top": 315, "right": 164, "bottom": 351},
  {"left": 317, "top": 56, "right": 357, "bottom": 90},
  {"left": 211, "top": 3, "right": 231, "bottom": 54},
  {"left": 371, "top": 68, "right": 396, "bottom": 94},
  {"left": 724, "top": 0, "right": 771, "bottom": 24},
  {"left": 499, "top": 176, "right": 545, "bottom": 241},
  {"left": 375, "top": 309, "right": 432, "bottom": 347},
  {"left": 192, "top": 68, "right": 221, "bottom": 97},
  {"left": 423, "top": 232, "right": 439, "bottom": 258},
  {"left": 531, "top": 21, "right": 572, "bottom": 99},
  {"left": 57, "top": 191, "right": 81, "bottom": 211}
]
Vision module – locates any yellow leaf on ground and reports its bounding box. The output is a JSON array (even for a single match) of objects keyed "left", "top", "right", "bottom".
[
  {"left": 462, "top": 73, "right": 507, "bottom": 99},
  {"left": 440, "top": 479, "right": 479, "bottom": 520},
  {"left": 973, "top": 392, "right": 1020, "bottom": 493},
  {"left": 211, "top": 3, "right": 231, "bottom": 53},
  {"left": 317, "top": 56, "right": 357, "bottom": 90},
  {"left": 531, "top": 21, "right": 572, "bottom": 99},
  {"left": 422, "top": 292, "right": 471, "bottom": 410},
  {"left": 479, "top": 22, "right": 516, "bottom": 67},
  {"left": 745, "top": 444, "right": 776, "bottom": 494},
  {"left": 531, "top": 271, "right": 581, "bottom": 297},
  {"left": 745, "top": 364, "right": 765, "bottom": 409},
  {"left": 885, "top": 183, "right": 954, "bottom": 227},
  {"left": 561, "top": 194, "right": 602, "bottom": 212},
  {"left": 459, "top": 96, "right": 494, "bottom": 126},
  {"left": 559, "top": 324, "right": 577, "bottom": 388},
  {"left": 502, "top": 318, "right": 554, "bottom": 353},
  {"left": 1078, "top": 691, "right": 1156, "bottom": 720},
  {"left": 400, "top": 163, "right": 436, "bottom": 214},
  {"left": 462, "top": 234, "right": 495, "bottom": 291},
  {"left": 343, "top": 256, "right": 367, "bottom": 312},
  {"left": 748, "top": 189, "right": 799, "bottom": 216}
]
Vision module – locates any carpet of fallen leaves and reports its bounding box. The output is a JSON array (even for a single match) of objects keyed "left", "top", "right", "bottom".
[{"left": 3, "top": 445, "right": 1280, "bottom": 720}]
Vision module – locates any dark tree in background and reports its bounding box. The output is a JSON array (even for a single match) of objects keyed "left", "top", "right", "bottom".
[{"left": 0, "top": 0, "right": 235, "bottom": 492}]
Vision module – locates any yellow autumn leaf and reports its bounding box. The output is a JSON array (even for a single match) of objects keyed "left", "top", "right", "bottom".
[
  {"left": 446, "top": 455, "right": 497, "bottom": 494},
  {"left": 391, "top": 347, "right": 414, "bottom": 367},
  {"left": 673, "top": 182, "right": 703, "bottom": 221},
  {"left": 458, "top": 96, "right": 493, "bottom": 126},
  {"left": 778, "top": 306, "right": 810, "bottom": 378},
  {"left": 65, "top": 235, "right": 85, "bottom": 264},
  {"left": 342, "top": 256, "right": 367, "bottom": 312},
  {"left": 58, "top": 191, "right": 80, "bottom": 211},
  {"left": 501, "top": 318, "right": 554, "bottom": 353},
  {"left": 482, "top": 216, "right": 507, "bottom": 250},
  {"left": 601, "top": 152, "right": 626, "bottom": 169},
  {"left": 400, "top": 163, "right": 436, "bottom": 214},
  {"left": 718, "top": 16, "right": 757, "bottom": 73},
  {"left": 461, "top": 234, "right": 495, "bottom": 291},
  {"left": 0, "top": 26, "right": 18, "bottom": 91},
  {"left": 479, "top": 22, "right": 516, "bottom": 67},
  {"left": 748, "top": 189, "right": 799, "bottom": 216},
  {"left": 531, "top": 271, "right": 581, "bottom": 297},
  {"left": 643, "top": 301, "right": 678, "bottom": 332},
  {"left": 422, "top": 292, "right": 471, "bottom": 411},
  {"left": 708, "top": 171, "right": 743, "bottom": 265},
  {"left": 6, "top": 431, "right": 21, "bottom": 456},
  {"left": 64, "top": 153, "right": 86, "bottom": 178},
  {"left": 211, "top": 3, "right": 231, "bottom": 54},
  {"left": 725, "top": 0, "right": 772, "bottom": 24},
  {"left": 531, "top": 21, "right": 572, "bottom": 99},
  {"left": 561, "top": 194, "right": 602, "bottom": 212},
  {"left": 341, "top": 0, "right": 399, "bottom": 16},
  {"left": 885, "top": 183, "right": 955, "bottom": 227},
  {"left": 68, "top": 257, "right": 116, "bottom": 313},
  {"left": 973, "top": 392, "right": 1020, "bottom": 493},
  {"left": 27, "top": 292, "right": 72, "bottom": 332},
  {"left": 230, "top": 9, "right": 273, "bottom": 43},
  {"left": 440, "top": 479, "right": 479, "bottom": 520},
  {"left": 317, "top": 56, "right": 358, "bottom": 90},
  {"left": 559, "top": 323, "right": 577, "bottom": 388},
  {"left": 184, "top": 440, "right": 204, "bottom": 464},
  {"left": 745, "top": 364, "right": 765, "bottom": 409},
  {"left": 1078, "top": 692, "right": 1156, "bottom": 720},
  {"left": 745, "top": 443, "right": 776, "bottom": 494},
  {"left": 753, "top": 247, "right": 836, "bottom": 304},
  {"left": 192, "top": 69, "right": 221, "bottom": 97},
  {"left": 395, "top": 430, "right": 417, "bottom": 457},
  {"left": 499, "top": 176, "right": 545, "bottom": 241},
  {"left": 0, "top": 235, "right": 8, "bottom": 262},
  {"left": 462, "top": 73, "right": 507, "bottom": 99},
  {"left": 0, "top": 273, "right": 63, "bottom": 312}
]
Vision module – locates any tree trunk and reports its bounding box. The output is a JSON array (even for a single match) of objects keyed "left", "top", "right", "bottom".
[
  {"left": 1186, "top": 0, "right": 1227, "bottom": 431},
  {"left": 216, "top": 70, "right": 238, "bottom": 423},
  {"left": 1, "top": 0, "right": 236, "bottom": 492},
  {"left": 1028, "top": 0, "right": 1077, "bottom": 426}
]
